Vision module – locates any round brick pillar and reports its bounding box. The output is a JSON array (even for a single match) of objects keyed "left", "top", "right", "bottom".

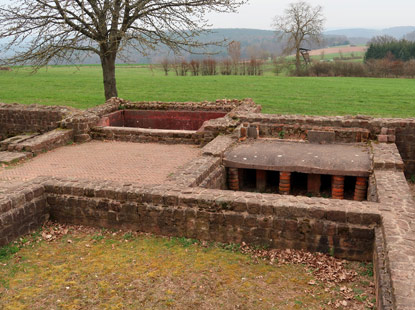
[
  {"left": 228, "top": 168, "right": 240, "bottom": 191},
  {"left": 332, "top": 175, "right": 345, "bottom": 199},
  {"left": 354, "top": 177, "right": 367, "bottom": 201},
  {"left": 279, "top": 172, "right": 291, "bottom": 195}
]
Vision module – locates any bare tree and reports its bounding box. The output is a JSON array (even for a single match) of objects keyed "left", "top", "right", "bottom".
[
  {"left": 228, "top": 41, "right": 241, "bottom": 63},
  {"left": 228, "top": 40, "right": 241, "bottom": 75},
  {"left": 368, "top": 35, "right": 397, "bottom": 45},
  {"left": 161, "top": 58, "right": 170, "bottom": 76},
  {"left": 273, "top": 1, "right": 325, "bottom": 73},
  {"left": 0, "top": 0, "right": 245, "bottom": 100}
]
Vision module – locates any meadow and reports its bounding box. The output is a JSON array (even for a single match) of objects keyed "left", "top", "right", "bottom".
[{"left": 0, "top": 65, "right": 415, "bottom": 117}]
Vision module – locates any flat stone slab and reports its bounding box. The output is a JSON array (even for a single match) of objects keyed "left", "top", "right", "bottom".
[
  {"left": 202, "top": 135, "right": 235, "bottom": 157},
  {"left": 0, "top": 151, "right": 31, "bottom": 164},
  {"left": 224, "top": 140, "right": 371, "bottom": 177},
  {"left": 0, "top": 134, "right": 38, "bottom": 150}
]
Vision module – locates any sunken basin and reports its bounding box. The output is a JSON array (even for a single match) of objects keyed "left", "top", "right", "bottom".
[{"left": 98, "top": 110, "right": 227, "bottom": 131}]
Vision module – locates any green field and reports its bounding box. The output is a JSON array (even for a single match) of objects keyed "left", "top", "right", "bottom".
[{"left": 1, "top": 65, "right": 414, "bottom": 117}]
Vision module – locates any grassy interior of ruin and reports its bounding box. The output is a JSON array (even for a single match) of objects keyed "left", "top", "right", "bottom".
[
  {"left": 0, "top": 65, "right": 414, "bottom": 117},
  {"left": 0, "top": 223, "right": 375, "bottom": 310}
]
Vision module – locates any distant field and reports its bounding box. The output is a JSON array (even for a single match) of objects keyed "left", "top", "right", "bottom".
[
  {"left": 0, "top": 65, "right": 415, "bottom": 117},
  {"left": 309, "top": 45, "right": 367, "bottom": 56}
]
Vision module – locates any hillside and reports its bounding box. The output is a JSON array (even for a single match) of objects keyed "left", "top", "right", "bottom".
[
  {"left": 324, "top": 26, "right": 415, "bottom": 39},
  {"left": 1, "top": 27, "right": 415, "bottom": 64}
]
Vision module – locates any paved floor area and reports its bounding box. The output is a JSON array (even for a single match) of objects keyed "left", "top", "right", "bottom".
[{"left": 0, "top": 141, "right": 200, "bottom": 184}]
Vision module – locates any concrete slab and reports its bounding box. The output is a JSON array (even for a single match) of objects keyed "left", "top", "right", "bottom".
[{"left": 224, "top": 140, "right": 371, "bottom": 177}]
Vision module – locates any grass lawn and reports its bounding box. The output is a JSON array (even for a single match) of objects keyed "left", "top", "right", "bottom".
[
  {"left": 0, "top": 223, "right": 375, "bottom": 310},
  {"left": 0, "top": 65, "right": 414, "bottom": 117}
]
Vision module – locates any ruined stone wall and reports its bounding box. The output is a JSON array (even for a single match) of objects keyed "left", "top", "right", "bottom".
[
  {"left": 237, "top": 113, "right": 415, "bottom": 175},
  {"left": 121, "top": 98, "right": 259, "bottom": 113},
  {"left": 0, "top": 181, "right": 49, "bottom": 246},
  {"left": 91, "top": 126, "right": 202, "bottom": 144},
  {"left": 0, "top": 103, "right": 73, "bottom": 140},
  {"left": 40, "top": 178, "right": 379, "bottom": 261}
]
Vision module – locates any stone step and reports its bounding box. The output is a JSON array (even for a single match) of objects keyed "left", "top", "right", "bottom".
[
  {"left": 0, "top": 151, "right": 32, "bottom": 165},
  {"left": 0, "top": 134, "right": 38, "bottom": 151},
  {"left": 2, "top": 129, "right": 73, "bottom": 154}
]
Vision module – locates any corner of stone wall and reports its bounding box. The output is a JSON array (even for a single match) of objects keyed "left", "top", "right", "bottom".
[{"left": 0, "top": 182, "right": 49, "bottom": 247}]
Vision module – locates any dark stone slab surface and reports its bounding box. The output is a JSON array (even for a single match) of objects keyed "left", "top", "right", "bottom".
[{"left": 224, "top": 140, "right": 371, "bottom": 177}]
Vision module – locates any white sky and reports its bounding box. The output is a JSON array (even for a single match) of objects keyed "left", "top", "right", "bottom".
[
  {"left": 0, "top": 0, "right": 413, "bottom": 30},
  {"left": 206, "top": 0, "right": 415, "bottom": 30}
]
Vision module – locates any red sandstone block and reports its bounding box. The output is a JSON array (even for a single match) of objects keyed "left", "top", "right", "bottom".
[
  {"left": 378, "top": 135, "right": 388, "bottom": 143},
  {"left": 388, "top": 135, "right": 396, "bottom": 143}
]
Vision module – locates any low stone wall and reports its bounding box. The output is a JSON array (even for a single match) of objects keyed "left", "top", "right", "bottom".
[
  {"left": 91, "top": 126, "right": 201, "bottom": 144},
  {"left": 122, "top": 99, "right": 260, "bottom": 113},
  {"left": 0, "top": 181, "right": 49, "bottom": 246},
  {"left": 236, "top": 113, "right": 415, "bottom": 176},
  {"left": 0, "top": 103, "right": 74, "bottom": 140},
  {"left": 41, "top": 178, "right": 378, "bottom": 261},
  {"left": 373, "top": 227, "right": 394, "bottom": 310}
]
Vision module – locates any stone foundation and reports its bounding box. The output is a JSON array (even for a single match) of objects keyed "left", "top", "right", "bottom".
[{"left": 1, "top": 98, "right": 415, "bottom": 309}]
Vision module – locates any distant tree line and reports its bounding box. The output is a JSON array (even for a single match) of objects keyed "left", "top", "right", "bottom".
[
  {"left": 365, "top": 37, "right": 415, "bottom": 61},
  {"left": 160, "top": 57, "right": 264, "bottom": 76}
]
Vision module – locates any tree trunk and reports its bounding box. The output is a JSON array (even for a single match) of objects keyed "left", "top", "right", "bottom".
[
  {"left": 100, "top": 51, "right": 118, "bottom": 100},
  {"left": 295, "top": 48, "right": 301, "bottom": 74}
]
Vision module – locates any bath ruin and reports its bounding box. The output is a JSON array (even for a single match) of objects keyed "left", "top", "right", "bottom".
[{"left": 0, "top": 98, "right": 414, "bottom": 310}]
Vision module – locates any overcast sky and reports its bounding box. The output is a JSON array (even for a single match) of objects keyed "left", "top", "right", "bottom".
[
  {"left": 206, "top": 0, "right": 415, "bottom": 30},
  {"left": 0, "top": 0, "right": 413, "bottom": 30}
]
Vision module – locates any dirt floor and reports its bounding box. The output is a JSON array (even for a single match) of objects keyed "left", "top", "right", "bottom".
[
  {"left": 0, "top": 223, "right": 376, "bottom": 310},
  {"left": 0, "top": 141, "right": 201, "bottom": 185}
]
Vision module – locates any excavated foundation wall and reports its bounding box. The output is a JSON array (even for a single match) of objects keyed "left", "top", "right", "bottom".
[
  {"left": 0, "top": 181, "right": 48, "bottom": 245},
  {"left": 0, "top": 178, "right": 379, "bottom": 261},
  {"left": 1, "top": 100, "right": 415, "bottom": 175},
  {"left": 0, "top": 103, "right": 73, "bottom": 140},
  {"left": 236, "top": 113, "right": 415, "bottom": 176},
  {"left": 1, "top": 98, "right": 414, "bottom": 309}
]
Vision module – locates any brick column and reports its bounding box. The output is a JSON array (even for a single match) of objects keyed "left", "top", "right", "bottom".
[
  {"left": 228, "top": 168, "right": 240, "bottom": 191},
  {"left": 354, "top": 177, "right": 367, "bottom": 201},
  {"left": 279, "top": 172, "right": 291, "bottom": 195},
  {"left": 256, "top": 170, "right": 266, "bottom": 192},
  {"left": 332, "top": 176, "right": 345, "bottom": 199}
]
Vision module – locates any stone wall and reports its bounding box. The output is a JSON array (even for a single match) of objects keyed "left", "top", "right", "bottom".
[
  {"left": 42, "top": 178, "right": 378, "bottom": 261},
  {"left": 0, "top": 180, "right": 49, "bottom": 246},
  {"left": 91, "top": 126, "right": 202, "bottom": 144},
  {"left": 0, "top": 103, "right": 74, "bottom": 140},
  {"left": 236, "top": 113, "right": 415, "bottom": 175}
]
